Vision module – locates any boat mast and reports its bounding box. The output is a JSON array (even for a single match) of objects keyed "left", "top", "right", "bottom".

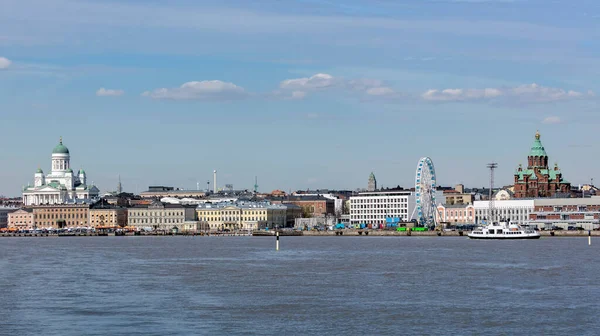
[{"left": 487, "top": 162, "right": 498, "bottom": 224}]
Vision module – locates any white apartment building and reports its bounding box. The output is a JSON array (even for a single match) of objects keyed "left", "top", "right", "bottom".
[
  {"left": 473, "top": 199, "right": 534, "bottom": 225},
  {"left": 350, "top": 190, "right": 414, "bottom": 225},
  {"left": 127, "top": 200, "right": 198, "bottom": 231}
]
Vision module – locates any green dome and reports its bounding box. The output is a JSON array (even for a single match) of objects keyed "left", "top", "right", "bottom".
[
  {"left": 79, "top": 168, "right": 86, "bottom": 175},
  {"left": 52, "top": 137, "right": 70, "bottom": 154},
  {"left": 67, "top": 168, "right": 73, "bottom": 173},
  {"left": 529, "top": 131, "right": 547, "bottom": 157},
  {"left": 36, "top": 168, "right": 43, "bottom": 174}
]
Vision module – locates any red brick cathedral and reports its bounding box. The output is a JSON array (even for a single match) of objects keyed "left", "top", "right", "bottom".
[{"left": 513, "top": 131, "right": 570, "bottom": 198}]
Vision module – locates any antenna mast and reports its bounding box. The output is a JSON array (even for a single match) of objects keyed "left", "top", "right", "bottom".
[
  {"left": 254, "top": 176, "right": 259, "bottom": 193},
  {"left": 487, "top": 163, "right": 498, "bottom": 224}
]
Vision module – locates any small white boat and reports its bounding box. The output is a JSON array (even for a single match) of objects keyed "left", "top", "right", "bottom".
[{"left": 468, "top": 221, "right": 540, "bottom": 239}]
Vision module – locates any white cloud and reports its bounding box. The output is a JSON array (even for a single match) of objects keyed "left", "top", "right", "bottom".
[
  {"left": 0, "top": 57, "right": 11, "bottom": 69},
  {"left": 278, "top": 74, "right": 386, "bottom": 100},
  {"left": 542, "top": 116, "right": 562, "bottom": 124},
  {"left": 142, "top": 80, "right": 246, "bottom": 100},
  {"left": 96, "top": 87, "right": 124, "bottom": 97},
  {"left": 422, "top": 84, "right": 594, "bottom": 103},
  {"left": 280, "top": 73, "right": 336, "bottom": 90}
]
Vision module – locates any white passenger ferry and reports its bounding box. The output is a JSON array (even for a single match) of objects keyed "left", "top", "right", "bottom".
[{"left": 468, "top": 220, "right": 540, "bottom": 239}]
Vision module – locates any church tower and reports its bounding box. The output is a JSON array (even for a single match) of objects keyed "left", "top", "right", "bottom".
[
  {"left": 514, "top": 131, "right": 570, "bottom": 198},
  {"left": 527, "top": 131, "right": 549, "bottom": 169},
  {"left": 117, "top": 175, "right": 123, "bottom": 194},
  {"left": 78, "top": 169, "right": 87, "bottom": 186},
  {"left": 34, "top": 168, "right": 45, "bottom": 187},
  {"left": 51, "top": 136, "right": 70, "bottom": 173},
  {"left": 368, "top": 172, "right": 377, "bottom": 191}
]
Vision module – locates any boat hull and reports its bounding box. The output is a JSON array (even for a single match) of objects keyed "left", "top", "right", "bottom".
[{"left": 467, "top": 234, "right": 540, "bottom": 240}]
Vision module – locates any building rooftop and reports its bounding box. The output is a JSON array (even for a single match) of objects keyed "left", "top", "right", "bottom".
[
  {"left": 529, "top": 131, "right": 547, "bottom": 157},
  {"left": 271, "top": 196, "right": 334, "bottom": 202},
  {"left": 439, "top": 204, "right": 473, "bottom": 208},
  {"left": 353, "top": 190, "right": 412, "bottom": 197},
  {"left": 90, "top": 200, "right": 126, "bottom": 210},
  {"left": 196, "top": 201, "right": 289, "bottom": 210},
  {"left": 52, "top": 137, "right": 70, "bottom": 155}
]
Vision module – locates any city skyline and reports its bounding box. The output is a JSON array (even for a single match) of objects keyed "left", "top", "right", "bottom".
[
  {"left": 1, "top": 0, "right": 599, "bottom": 195},
  {"left": 0, "top": 131, "right": 594, "bottom": 197}
]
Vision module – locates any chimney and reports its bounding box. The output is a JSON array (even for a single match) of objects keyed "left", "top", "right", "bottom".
[{"left": 213, "top": 170, "right": 217, "bottom": 193}]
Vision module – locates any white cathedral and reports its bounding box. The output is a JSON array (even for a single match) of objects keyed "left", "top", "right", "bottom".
[{"left": 22, "top": 137, "right": 99, "bottom": 206}]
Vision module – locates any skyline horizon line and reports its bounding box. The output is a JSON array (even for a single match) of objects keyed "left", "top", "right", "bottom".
[{"left": 3, "top": 129, "right": 595, "bottom": 199}]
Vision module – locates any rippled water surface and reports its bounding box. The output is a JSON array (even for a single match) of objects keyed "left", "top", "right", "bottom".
[{"left": 1, "top": 236, "right": 599, "bottom": 335}]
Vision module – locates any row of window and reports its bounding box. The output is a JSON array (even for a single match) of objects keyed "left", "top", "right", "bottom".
[
  {"left": 351, "top": 198, "right": 408, "bottom": 204},
  {"left": 129, "top": 211, "right": 184, "bottom": 217},
  {"left": 36, "top": 208, "right": 87, "bottom": 212},
  {"left": 352, "top": 209, "right": 408, "bottom": 214},
  {"left": 351, "top": 204, "right": 408, "bottom": 209},
  {"left": 36, "top": 221, "right": 88, "bottom": 226},
  {"left": 36, "top": 213, "right": 85, "bottom": 219},
  {"left": 52, "top": 160, "right": 69, "bottom": 170},
  {"left": 129, "top": 218, "right": 184, "bottom": 224},
  {"left": 351, "top": 215, "right": 409, "bottom": 219}
]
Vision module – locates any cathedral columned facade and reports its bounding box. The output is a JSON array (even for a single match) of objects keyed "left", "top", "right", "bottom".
[
  {"left": 513, "top": 131, "right": 570, "bottom": 198},
  {"left": 22, "top": 138, "right": 99, "bottom": 205}
]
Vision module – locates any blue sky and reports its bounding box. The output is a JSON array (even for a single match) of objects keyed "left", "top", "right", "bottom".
[{"left": 1, "top": 0, "right": 599, "bottom": 196}]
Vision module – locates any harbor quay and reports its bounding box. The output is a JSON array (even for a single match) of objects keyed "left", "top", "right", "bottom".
[
  {"left": 254, "top": 229, "right": 600, "bottom": 237},
  {"left": 1, "top": 228, "right": 599, "bottom": 238}
]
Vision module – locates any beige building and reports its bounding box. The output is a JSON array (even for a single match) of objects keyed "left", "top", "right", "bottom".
[
  {"left": 196, "top": 202, "right": 287, "bottom": 232},
  {"left": 8, "top": 208, "right": 34, "bottom": 229},
  {"left": 89, "top": 201, "right": 128, "bottom": 228},
  {"left": 127, "top": 200, "right": 197, "bottom": 231},
  {"left": 32, "top": 204, "right": 91, "bottom": 228}
]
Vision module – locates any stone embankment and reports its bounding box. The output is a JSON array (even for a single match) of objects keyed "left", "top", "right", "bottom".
[
  {"left": 254, "top": 229, "right": 600, "bottom": 237},
  {"left": 2, "top": 230, "right": 597, "bottom": 238}
]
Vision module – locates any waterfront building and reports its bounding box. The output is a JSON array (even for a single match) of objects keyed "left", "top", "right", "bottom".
[
  {"left": 528, "top": 197, "right": 600, "bottom": 230},
  {"left": 349, "top": 190, "right": 414, "bottom": 226},
  {"left": 23, "top": 137, "right": 99, "bottom": 205},
  {"left": 473, "top": 199, "right": 535, "bottom": 226},
  {"left": 270, "top": 196, "right": 335, "bottom": 217},
  {"left": 127, "top": 200, "right": 197, "bottom": 231},
  {"left": 367, "top": 172, "right": 377, "bottom": 192},
  {"left": 283, "top": 203, "right": 303, "bottom": 226},
  {"left": 288, "top": 191, "right": 345, "bottom": 216},
  {"left": 294, "top": 216, "right": 336, "bottom": 230},
  {"left": 513, "top": 131, "right": 570, "bottom": 198},
  {"left": 196, "top": 202, "right": 288, "bottom": 231},
  {"left": 89, "top": 200, "right": 128, "bottom": 228},
  {"left": 7, "top": 208, "right": 34, "bottom": 230},
  {"left": 436, "top": 204, "right": 475, "bottom": 224},
  {"left": 32, "top": 203, "right": 91, "bottom": 229}
]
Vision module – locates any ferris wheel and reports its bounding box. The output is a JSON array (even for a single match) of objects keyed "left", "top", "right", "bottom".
[{"left": 414, "top": 157, "right": 437, "bottom": 227}]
